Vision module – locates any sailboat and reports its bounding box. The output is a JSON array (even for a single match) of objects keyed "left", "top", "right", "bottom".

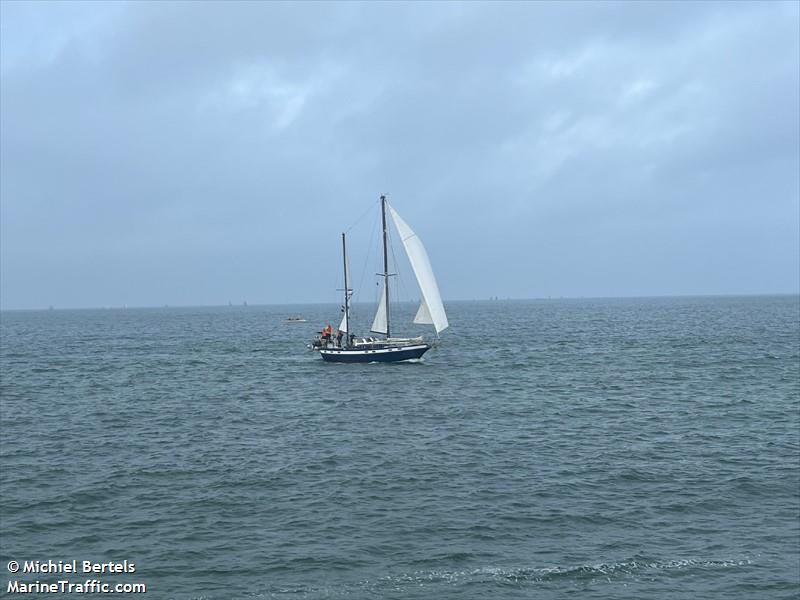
[{"left": 315, "top": 195, "right": 448, "bottom": 363}]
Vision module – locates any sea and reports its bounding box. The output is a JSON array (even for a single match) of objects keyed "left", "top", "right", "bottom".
[{"left": 1, "top": 295, "right": 798, "bottom": 599}]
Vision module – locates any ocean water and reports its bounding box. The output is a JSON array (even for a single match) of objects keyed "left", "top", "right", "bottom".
[{"left": 1, "top": 295, "right": 798, "bottom": 599}]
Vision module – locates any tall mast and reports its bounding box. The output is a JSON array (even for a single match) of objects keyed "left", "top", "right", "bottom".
[
  {"left": 341, "top": 232, "right": 350, "bottom": 348},
  {"left": 381, "top": 194, "right": 391, "bottom": 338}
]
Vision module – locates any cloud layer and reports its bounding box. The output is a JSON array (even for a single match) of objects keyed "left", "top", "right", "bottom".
[{"left": 1, "top": 1, "right": 798, "bottom": 308}]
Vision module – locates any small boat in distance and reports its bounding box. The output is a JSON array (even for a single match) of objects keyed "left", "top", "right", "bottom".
[
  {"left": 286, "top": 316, "right": 307, "bottom": 323},
  {"left": 312, "top": 195, "right": 448, "bottom": 363}
]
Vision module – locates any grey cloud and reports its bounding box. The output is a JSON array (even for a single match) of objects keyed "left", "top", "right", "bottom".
[{"left": 1, "top": 1, "right": 797, "bottom": 308}]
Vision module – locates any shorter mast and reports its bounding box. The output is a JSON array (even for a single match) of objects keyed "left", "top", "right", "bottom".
[{"left": 341, "top": 232, "right": 350, "bottom": 348}]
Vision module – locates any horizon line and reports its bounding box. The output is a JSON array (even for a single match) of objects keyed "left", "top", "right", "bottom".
[{"left": 2, "top": 291, "right": 798, "bottom": 312}]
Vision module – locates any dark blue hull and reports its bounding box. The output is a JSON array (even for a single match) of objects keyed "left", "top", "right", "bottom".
[{"left": 319, "top": 344, "right": 430, "bottom": 363}]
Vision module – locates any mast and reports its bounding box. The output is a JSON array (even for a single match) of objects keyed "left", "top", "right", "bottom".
[
  {"left": 341, "top": 232, "right": 350, "bottom": 348},
  {"left": 381, "top": 194, "right": 391, "bottom": 338}
]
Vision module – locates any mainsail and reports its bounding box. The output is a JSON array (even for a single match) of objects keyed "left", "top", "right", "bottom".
[
  {"left": 370, "top": 282, "right": 388, "bottom": 334},
  {"left": 387, "top": 203, "right": 449, "bottom": 334}
]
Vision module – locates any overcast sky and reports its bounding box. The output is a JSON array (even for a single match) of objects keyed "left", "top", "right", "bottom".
[{"left": 1, "top": 1, "right": 798, "bottom": 309}]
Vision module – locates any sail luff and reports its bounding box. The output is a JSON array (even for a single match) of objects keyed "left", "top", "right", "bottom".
[{"left": 387, "top": 203, "right": 449, "bottom": 334}]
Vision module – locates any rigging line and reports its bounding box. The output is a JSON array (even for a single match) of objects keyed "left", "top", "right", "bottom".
[
  {"left": 345, "top": 197, "right": 380, "bottom": 234},
  {"left": 329, "top": 244, "right": 341, "bottom": 309},
  {"left": 388, "top": 225, "right": 410, "bottom": 304},
  {"left": 386, "top": 223, "right": 414, "bottom": 333},
  {"left": 354, "top": 206, "right": 380, "bottom": 313}
]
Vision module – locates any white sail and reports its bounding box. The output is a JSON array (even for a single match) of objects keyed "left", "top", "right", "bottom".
[
  {"left": 338, "top": 311, "right": 348, "bottom": 333},
  {"left": 387, "top": 203, "right": 449, "bottom": 333},
  {"left": 370, "top": 282, "right": 388, "bottom": 334},
  {"left": 413, "top": 298, "right": 433, "bottom": 324}
]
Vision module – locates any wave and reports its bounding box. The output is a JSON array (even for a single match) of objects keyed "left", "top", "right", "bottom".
[
  {"left": 253, "top": 556, "right": 754, "bottom": 598},
  {"left": 368, "top": 557, "right": 753, "bottom": 585}
]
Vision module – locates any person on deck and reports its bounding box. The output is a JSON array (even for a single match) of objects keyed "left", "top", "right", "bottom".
[
  {"left": 336, "top": 329, "right": 344, "bottom": 346},
  {"left": 321, "top": 324, "right": 332, "bottom": 343}
]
